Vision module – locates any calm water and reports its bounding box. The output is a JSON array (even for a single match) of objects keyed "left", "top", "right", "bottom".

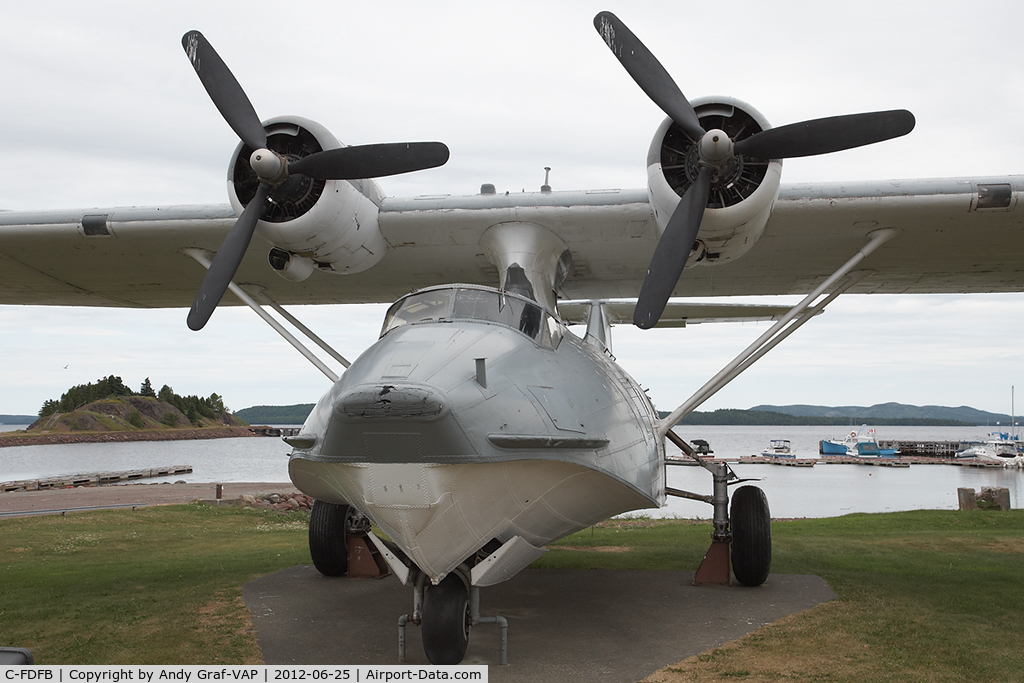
[
  {"left": 0, "top": 433, "right": 292, "bottom": 483},
  {"left": 1, "top": 425, "right": 1020, "bottom": 518}
]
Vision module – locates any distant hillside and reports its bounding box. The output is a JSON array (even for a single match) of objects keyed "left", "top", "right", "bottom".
[
  {"left": 664, "top": 408, "right": 973, "bottom": 426},
  {"left": 236, "top": 404, "right": 315, "bottom": 425},
  {"left": 751, "top": 402, "right": 1013, "bottom": 425},
  {"left": 0, "top": 415, "right": 36, "bottom": 424}
]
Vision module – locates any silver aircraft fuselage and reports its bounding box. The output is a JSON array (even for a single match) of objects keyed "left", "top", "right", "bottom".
[{"left": 288, "top": 284, "right": 665, "bottom": 584}]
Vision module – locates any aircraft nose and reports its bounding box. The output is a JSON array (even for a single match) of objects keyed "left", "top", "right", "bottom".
[
  {"left": 321, "top": 381, "right": 476, "bottom": 461},
  {"left": 339, "top": 383, "right": 445, "bottom": 419}
]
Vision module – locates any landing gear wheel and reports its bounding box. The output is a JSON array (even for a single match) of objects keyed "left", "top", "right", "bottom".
[
  {"left": 730, "top": 485, "right": 772, "bottom": 586},
  {"left": 308, "top": 500, "right": 352, "bottom": 577},
  {"left": 421, "top": 574, "right": 471, "bottom": 665}
]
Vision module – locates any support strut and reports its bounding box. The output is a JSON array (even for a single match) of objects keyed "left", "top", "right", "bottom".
[
  {"left": 184, "top": 248, "right": 345, "bottom": 382},
  {"left": 658, "top": 228, "right": 897, "bottom": 435}
]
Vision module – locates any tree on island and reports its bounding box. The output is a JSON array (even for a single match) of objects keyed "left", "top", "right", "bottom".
[
  {"left": 38, "top": 375, "right": 132, "bottom": 416},
  {"left": 37, "top": 375, "right": 231, "bottom": 422}
]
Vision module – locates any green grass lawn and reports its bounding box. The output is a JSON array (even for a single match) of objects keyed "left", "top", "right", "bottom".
[
  {"left": 1, "top": 504, "right": 1022, "bottom": 681},
  {"left": 0, "top": 504, "right": 311, "bottom": 664},
  {"left": 538, "top": 511, "right": 1024, "bottom": 682}
]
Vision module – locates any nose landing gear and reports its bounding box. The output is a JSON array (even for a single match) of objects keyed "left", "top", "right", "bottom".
[
  {"left": 421, "top": 574, "right": 471, "bottom": 665},
  {"left": 398, "top": 568, "right": 509, "bottom": 666}
]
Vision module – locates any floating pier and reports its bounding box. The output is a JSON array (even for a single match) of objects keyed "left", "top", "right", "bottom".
[
  {"left": 248, "top": 426, "right": 300, "bottom": 437},
  {"left": 817, "top": 456, "right": 910, "bottom": 467},
  {"left": 1, "top": 465, "right": 193, "bottom": 492}
]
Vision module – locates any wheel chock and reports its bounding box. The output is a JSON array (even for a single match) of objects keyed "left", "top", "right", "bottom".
[
  {"left": 347, "top": 534, "right": 391, "bottom": 579},
  {"left": 693, "top": 539, "right": 731, "bottom": 586}
]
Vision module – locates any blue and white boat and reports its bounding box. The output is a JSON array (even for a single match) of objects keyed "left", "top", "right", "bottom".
[{"left": 820, "top": 426, "right": 897, "bottom": 457}]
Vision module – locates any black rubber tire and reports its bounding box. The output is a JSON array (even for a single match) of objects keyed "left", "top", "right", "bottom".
[
  {"left": 308, "top": 500, "right": 350, "bottom": 577},
  {"left": 421, "top": 574, "right": 471, "bottom": 665},
  {"left": 730, "top": 485, "right": 772, "bottom": 586}
]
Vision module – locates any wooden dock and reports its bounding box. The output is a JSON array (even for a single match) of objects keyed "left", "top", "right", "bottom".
[
  {"left": 1, "top": 465, "right": 193, "bottom": 492},
  {"left": 877, "top": 440, "right": 962, "bottom": 457}
]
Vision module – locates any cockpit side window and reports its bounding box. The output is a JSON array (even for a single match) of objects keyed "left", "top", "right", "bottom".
[
  {"left": 381, "top": 286, "right": 565, "bottom": 348},
  {"left": 453, "top": 289, "right": 550, "bottom": 344},
  {"left": 380, "top": 289, "right": 453, "bottom": 337}
]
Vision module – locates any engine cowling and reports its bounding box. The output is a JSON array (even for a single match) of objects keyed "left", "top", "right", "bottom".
[
  {"left": 226, "top": 116, "right": 387, "bottom": 279},
  {"left": 646, "top": 97, "right": 782, "bottom": 267}
]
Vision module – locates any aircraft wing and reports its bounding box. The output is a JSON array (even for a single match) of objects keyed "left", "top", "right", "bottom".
[
  {"left": 1, "top": 175, "right": 1023, "bottom": 309},
  {"left": 557, "top": 300, "right": 791, "bottom": 328}
]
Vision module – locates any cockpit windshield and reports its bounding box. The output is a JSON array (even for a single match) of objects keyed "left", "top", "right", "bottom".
[{"left": 380, "top": 286, "right": 563, "bottom": 348}]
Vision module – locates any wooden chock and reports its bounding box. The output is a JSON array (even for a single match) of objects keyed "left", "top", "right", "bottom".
[
  {"left": 693, "top": 539, "right": 731, "bottom": 586},
  {"left": 347, "top": 534, "right": 391, "bottom": 579}
]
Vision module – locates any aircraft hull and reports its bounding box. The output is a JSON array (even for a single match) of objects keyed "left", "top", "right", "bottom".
[
  {"left": 287, "top": 303, "right": 665, "bottom": 584},
  {"left": 289, "top": 458, "right": 655, "bottom": 581}
]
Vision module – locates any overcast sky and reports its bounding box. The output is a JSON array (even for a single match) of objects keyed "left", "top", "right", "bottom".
[{"left": 2, "top": 0, "right": 1023, "bottom": 418}]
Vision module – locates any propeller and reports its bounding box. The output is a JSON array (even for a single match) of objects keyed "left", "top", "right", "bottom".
[
  {"left": 181, "top": 31, "right": 450, "bottom": 331},
  {"left": 593, "top": 12, "right": 915, "bottom": 329}
]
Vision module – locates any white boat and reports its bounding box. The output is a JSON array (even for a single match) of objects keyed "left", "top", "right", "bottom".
[
  {"left": 955, "top": 433, "right": 1024, "bottom": 467},
  {"left": 761, "top": 439, "right": 795, "bottom": 458}
]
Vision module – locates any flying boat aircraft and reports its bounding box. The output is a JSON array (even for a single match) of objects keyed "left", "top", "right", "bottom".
[{"left": 2, "top": 11, "right": 1023, "bottom": 666}]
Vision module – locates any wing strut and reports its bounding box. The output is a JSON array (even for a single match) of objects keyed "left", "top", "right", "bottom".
[
  {"left": 184, "top": 249, "right": 347, "bottom": 382},
  {"left": 657, "top": 228, "right": 898, "bottom": 437}
]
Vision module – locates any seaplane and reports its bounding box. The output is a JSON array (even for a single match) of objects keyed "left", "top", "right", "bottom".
[{"left": 2, "top": 11, "right": 1023, "bottom": 666}]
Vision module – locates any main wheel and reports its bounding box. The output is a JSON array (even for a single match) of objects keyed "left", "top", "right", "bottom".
[
  {"left": 421, "top": 574, "right": 471, "bottom": 665},
  {"left": 308, "top": 500, "right": 351, "bottom": 576},
  {"left": 730, "top": 485, "right": 772, "bottom": 586}
]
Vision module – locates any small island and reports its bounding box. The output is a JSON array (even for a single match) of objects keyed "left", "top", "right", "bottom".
[{"left": 0, "top": 375, "right": 252, "bottom": 448}]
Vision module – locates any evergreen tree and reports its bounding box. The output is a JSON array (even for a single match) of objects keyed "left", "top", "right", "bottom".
[{"left": 140, "top": 377, "right": 156, "bottom": 397}]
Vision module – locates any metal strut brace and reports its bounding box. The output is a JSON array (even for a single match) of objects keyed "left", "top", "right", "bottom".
[
  {"left": 665, "top": 429, "right": 736, "bottom": 539},
  {"left": 470, "top": 585, "right": 509, "bottom": 666},
  {"left": 184, "top": 249, "right": 342, "bottom": 382},
  {"left": 251, "top": 288, "right": 351, "bottom": 369},
  {"left": 658, "top": 228, "right": 897, "bottom": 436}
]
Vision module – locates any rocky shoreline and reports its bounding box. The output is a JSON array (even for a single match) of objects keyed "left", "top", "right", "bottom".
[
  {"left": 241, "top": 492, "right": 314, "bottom": 512},
  {"left": 0, "top": 426, "right": 257, "bottom": 448}
]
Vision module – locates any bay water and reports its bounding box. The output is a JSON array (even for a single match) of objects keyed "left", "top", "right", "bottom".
[{"left": 1, "top": 424, "right": 1020, "bottom": 518}]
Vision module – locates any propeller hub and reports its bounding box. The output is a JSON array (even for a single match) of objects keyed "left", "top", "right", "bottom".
[
  {"left": 250, "top": 148, "right": 287, "bottom": 185},
  {"left": 698, "top": 129, "right": 734, "bottom": 168}
]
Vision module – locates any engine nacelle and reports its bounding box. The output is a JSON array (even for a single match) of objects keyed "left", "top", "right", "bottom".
[
  {"left": 646, "top": 97, "right": 782, "bottom": 267},
  {"left": 227, "top": 116, "right": 387, "bottom": 276}
]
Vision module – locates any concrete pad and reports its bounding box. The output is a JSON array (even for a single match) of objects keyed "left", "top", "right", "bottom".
[{"left": 243, "top": 566, "right": 836, "bottom": 682}]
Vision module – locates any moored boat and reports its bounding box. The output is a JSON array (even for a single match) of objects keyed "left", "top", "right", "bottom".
[
  {"left": 820, "top": 426, "right": 897, "bottom": 457},
  {"left": 954, "top": 433, "right": 1024, "bottom": 467},
  {"left": 761, "top": 438, "right": 795, "bottom": 458}
]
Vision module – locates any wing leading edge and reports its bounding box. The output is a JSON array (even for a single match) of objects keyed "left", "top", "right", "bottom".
[{"left": 1, "top": 175, "right": 1023, "bottom": 309}]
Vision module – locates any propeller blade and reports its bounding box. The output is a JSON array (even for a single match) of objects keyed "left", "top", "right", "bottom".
[
  {"left": 182, "top": 31, "right": 267, "bottom": 151},
  {"left": 594, "top": 12, "right": 705, "bottom": 141},
  {"left": 187, "top": 182, "right": 271, "bottom": 331},
  {"left": 734, "top": 109, "right": 916, "bottom": 159},
  {"left": 634, "top": 166, "right": 712, "bottom": 329},
  {"left": 288, "top": 142, "right": 451, "bottom": 180}
]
